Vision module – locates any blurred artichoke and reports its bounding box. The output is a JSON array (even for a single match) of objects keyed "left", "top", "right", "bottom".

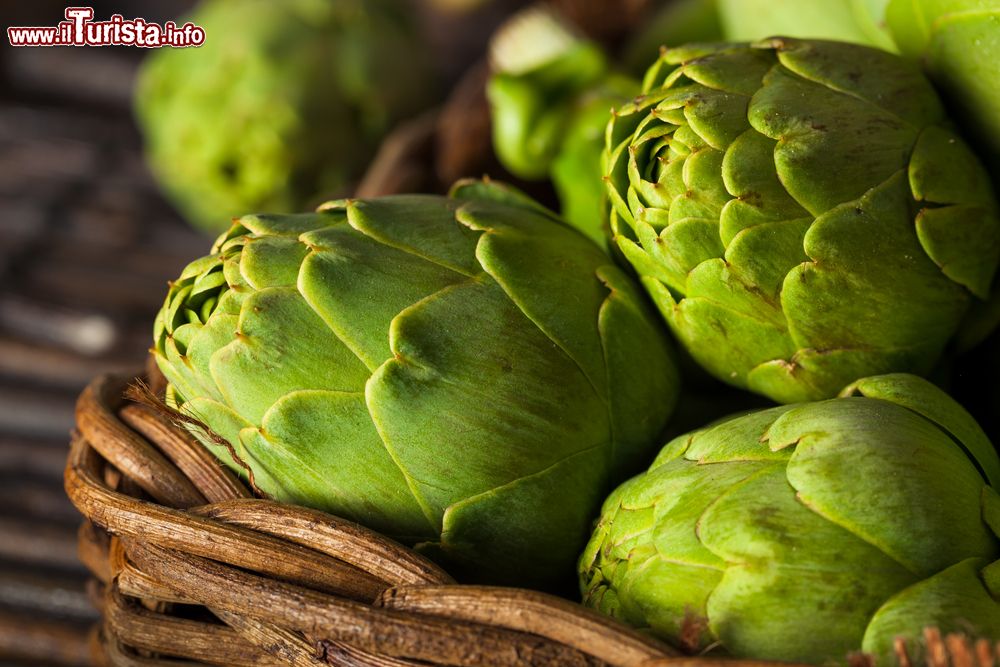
[
  {"left": 605, "top": 38, "right": 1000, "bottom": 403},
  {"left": 580, "top": 373, "right": 1000, "bottom": 663},
  {"left": 136, "top": 0, "right": 432, "bottom": 233},
  {"left": 153, "top": 180, "right": 679, "bottom": 586},
  {"left": 487, "top": 8, "right": 638, "bottom": 245},
  {"left": 717, "top": 0, "right": 896, "bottom": 50}
]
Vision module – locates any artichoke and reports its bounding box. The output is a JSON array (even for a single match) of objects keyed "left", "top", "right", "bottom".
[
  {"left": 136, "top": 0, "right": 431, "bottom": 233},
  {"left": 153, "top": 181, "right": 679, "bottom": 586},
  {"left": 487, "top": 8, "right": 638, "bottom": 245},
  {"left": 605, "top": 38, "right": 1000, "bottom": 403},
  {"left": 580, "top": 373, "right": 1000, "bottom": 663},
  {"left": 886, "top": 0, "right": 1000, "bottom": 184},
  {"left": 717, "top": 1, "right": 1000, "bottom": 186}
]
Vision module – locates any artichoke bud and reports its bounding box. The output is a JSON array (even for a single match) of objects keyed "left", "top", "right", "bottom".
[
  {"left": 604, "top": 37, "right": 1000, "bottom": 403},
  {"left": 487, "top": 6, "right": 612, "bottom": 180},
  {"left": 154, "top": 181, "right": 680, "bottom": 587},
  {"left": 580, "top": 373, "right": 1000, "bottom": 663},
  {"left": 487, "top": 6, "right": 640, "bottom": 245},
  {"left": 135, "top": 0, "right": 432, "bottom": 233}
]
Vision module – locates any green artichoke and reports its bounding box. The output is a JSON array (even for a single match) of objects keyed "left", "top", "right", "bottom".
[
  {"left": 487, "top": 8, "right": 638, "bottom": 245},
  {"left": 153, "top": 180, "right": 679, "bottom": 586},
  {"left": 717, "top": 1, "right": 1000, "bottom": 186},
  {"left": 580, "top": 373, "right": 1000, "bottom": 663},
  {"left": 136, "top": 0, "right": 431, "bottom": 233},
  {"left": 886, "top": 0, "right": 1000, "bottom": 183},
  {"left": 605, "top": 38, "right": 1000, "bottom": 403}
]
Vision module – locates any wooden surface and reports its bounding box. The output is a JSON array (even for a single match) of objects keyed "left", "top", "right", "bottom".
[{"left": 0, "top": 7, "right": 206, "bottom": 664}]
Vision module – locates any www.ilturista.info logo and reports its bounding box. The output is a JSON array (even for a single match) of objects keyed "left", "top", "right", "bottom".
[{"left": 7, "top": 7, "right": 205, "bottom": 48}]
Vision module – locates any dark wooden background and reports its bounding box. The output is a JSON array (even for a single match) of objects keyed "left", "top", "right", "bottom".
[{"left": 1, "top": 2, "right": 204, "bottom": 663}]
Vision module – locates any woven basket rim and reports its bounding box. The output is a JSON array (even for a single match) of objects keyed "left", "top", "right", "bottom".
[
  {"left": 66, "top": 372, "right": 681, "bottom": 666},
  {"left": 65, "top": 372, "right": 993, "bottom": 667}
]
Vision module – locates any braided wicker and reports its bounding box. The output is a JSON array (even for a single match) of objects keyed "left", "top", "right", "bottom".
[
  {"left": 68, "top": 373, "right": 675, "bottom": 666},
  {"left": 66, "top": 373, "right": 1000, "bottom": 667}
]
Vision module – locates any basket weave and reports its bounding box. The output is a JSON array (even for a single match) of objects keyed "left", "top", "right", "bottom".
[
  {"left": 66, "top": 373, "right": 1000, "bottom": 667},
  {"left": 67, "top": 372, "right": 679, "bottom": 666}
]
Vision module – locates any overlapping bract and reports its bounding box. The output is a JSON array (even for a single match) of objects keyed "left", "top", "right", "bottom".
[
  {"left": 153, "top": 181, "right": 679, "bottom": 586},
  {"left": 605, "top": 38, "right": 1000, "bottom": 403},
  {"left": 717, "top": 0, "right": 1000, "bottom": 187},
  {"left": 136, "top": 0, "right": 431, "bottom": 232},
  {"left": 580, "top": 373, "right": 1000, "bottom": 664},
  {"left": 887, "top": 0, "right": 1000, "bottom": 185}
]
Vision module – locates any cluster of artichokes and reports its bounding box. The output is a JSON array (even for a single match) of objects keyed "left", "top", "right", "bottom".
[{"left": 147, "top": 1, "right": 1000, "bottom": 664}]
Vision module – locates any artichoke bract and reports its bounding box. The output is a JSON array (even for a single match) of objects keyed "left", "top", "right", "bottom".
[
  {"left": 717, "top": 1, "right": 1000, "bottom": 189},
  {"left": 606, "top": 38, "right": 1000, "bottom": 403},
  {"left": 153, "top": 181, "right": 679, "bottom": 586},
  {"left": 886, "top": 0, "right": 1000, "bottom": 185},
  {"left": 136, "top": 0, "right": 431, "bottom": 233},
  {"left": 580, "top": 373, "right": 1000, "bottom": 663}
]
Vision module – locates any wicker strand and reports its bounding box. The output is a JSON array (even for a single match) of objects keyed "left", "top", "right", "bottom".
[
  {"left": 105, "top": 589, "right": 282, "bottom": 667},
  {"left": 124, "top": 380, "right": 270, "bottom": 499},
  {"left": 123, "top": 540, "right": 603, "bottom": 667},
  {"left": 66, "top": 434, "right": 387, "bottom": 602},
  {"left": 67, "top": 373, "right": 1000, "bottom": 667},
  {"left": 210, "top": 610, "right": 326, "bottom": 667},
  {"left": 313, "top": 641, "right": 426, "bottom": 667},
  {"left": 377, "top": 585, "right": 674, "bottom": 664},
  {"left": 78, "top": 520, "right": 112, "bottom": 584},
  {"left": 75, "top": 374, "right": 205, "bottom": 508},
  {"left": 190, "top": 500, "right": 454, "bottom": 587},
  {"left": 100, "top": 628, "right": 215, "bottom": 667},
  {"left": 117, "top": 403, "right": 250, "bottom": 504}
]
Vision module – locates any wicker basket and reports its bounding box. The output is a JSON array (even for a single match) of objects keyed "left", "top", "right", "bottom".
[
  {"left": 67, "top": 372, "right": 678, "bottom": 666},
  {"left": 65, "top": 372, "right": 1000, "bottom": 667}
]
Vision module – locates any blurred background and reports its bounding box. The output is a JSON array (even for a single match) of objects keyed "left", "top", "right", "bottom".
[{"left": 2, "top": 3, "right": 204, "bottom": 664}]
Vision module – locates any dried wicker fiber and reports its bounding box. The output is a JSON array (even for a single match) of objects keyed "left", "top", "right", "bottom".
[
  {"left": 67, "top": 372, "right": 676, "bottom": 666},
  {"left": 66, "top": 372, "right": 1000, "bottom": 667}
]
